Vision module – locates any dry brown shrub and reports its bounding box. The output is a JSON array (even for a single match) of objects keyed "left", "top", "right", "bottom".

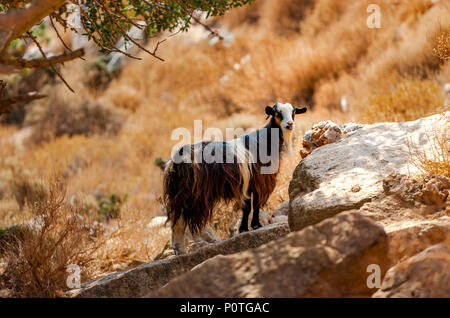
[
  {"left": 103, "top": 85, "right": 143, "bottom": 112},
  {"left": 434, "top": 33, "right": 450, "bottom": 62},
  {"left": 0, "top": 181, "right": 100, "bottom": 297},
  {"left": 23, "top": 85, "right": 126, "bottom": 145},
  {"left": 408, "top": 114, "right": 450, "bottom": 179},
  {"left": 9, "top": 166, "right": 49, "bottom": 212}
]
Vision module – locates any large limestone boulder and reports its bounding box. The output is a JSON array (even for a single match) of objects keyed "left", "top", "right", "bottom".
[
  {"left": 289, "top": 113, "right": 449, "bottom": 232},
  {"left": 150, "top": 212, "right": 388, "bottom": 298},
  {"left": 382, "top": 217, "right": 450, "bottom": 267},
  {"left": 67, "top": 223, "right": 289, "bottom": 298},
  {"left": 356, "top": 173, "right": 449, "bottom": 266},
  {"left": 272, "top": 201, "right": 289, "bottom": 217},
  {"left": 373, "top": 244, "right": 450, "bottom": 298}
]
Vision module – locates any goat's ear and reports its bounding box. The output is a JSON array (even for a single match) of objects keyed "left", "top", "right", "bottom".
[
  {"left": 295, "top": 107, "right": 308, "bottom": 114},
  {"left": 265, "top": 106, "right": 275, "bottom": 117}
]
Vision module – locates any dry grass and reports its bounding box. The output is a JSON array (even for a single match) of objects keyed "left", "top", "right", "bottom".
[
  {"left": 359, "top": 77, "right": 445, "bottom": 124},
  {"left": 408, "top": 114, "right": 450, "bottom": 179},
  {"left": 434, "top": 32, "right": 450, "bottom": 61},
  {"left": 0, "top": 181, "right": 99, "bottom": 297},
  {"left": 24, "top": 84, "right": 126, "bottom": 145}
]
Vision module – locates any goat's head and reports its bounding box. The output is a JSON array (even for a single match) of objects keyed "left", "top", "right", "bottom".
[
  {"left": 265, "top": 102, "right": 308, "bottom": 152},
  {"left": 265, "top": 102, "right": 307, "bottom": 130}
]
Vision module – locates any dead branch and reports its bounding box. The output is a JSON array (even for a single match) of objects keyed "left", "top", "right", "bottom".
[
  {"left": 1, "top": 48, "right": 85, "bottom": 69},
  {"left": 0, "top": 0, "right": 66, "bottom": 53},
  {"left": 175, "top": 0, "right": 224, "bottom": 40},
  {"left": 49, "top": 15, "right": 82, "bottom": 59},
  {"left": 0, "top": 92, "right": 47, "bottom": 115},
  {"left": 26, "top": 31, "right": 75, "bottom": 92}
]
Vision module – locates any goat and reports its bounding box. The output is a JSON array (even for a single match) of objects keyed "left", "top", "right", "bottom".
[{"left": 163, "top": 102, "right": 307, "bottom": 253}]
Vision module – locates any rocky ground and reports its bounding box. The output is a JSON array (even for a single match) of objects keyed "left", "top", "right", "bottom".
[{"left": 68, "top": 112, "right": 449, "bottom": 298}]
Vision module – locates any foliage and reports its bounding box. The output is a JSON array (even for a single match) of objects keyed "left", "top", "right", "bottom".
[
  {"left": 65, "top": 0, "right": 254, "bottom": 52},
  {"left": 97, "top": 193, "right": 127, "bottom": 222},
  {"left": 4, "top": 0, "right": 254, "bottom": 58}
]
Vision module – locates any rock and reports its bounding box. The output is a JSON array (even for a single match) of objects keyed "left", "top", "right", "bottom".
[
  {"left": 420, "top": 175, "right": 450, "bottom": 206},
  {"left": 289, "top": 113, "right": 449, "bottom": 232},
  {"left": 229, "top": 210, "right": 271, "bottom": 237},
  {"left": 382, "top": 173, "right": 449, "bottom": 209},
  {"left": 186, "top": 225, "right": 221, "bottom": 253},
  {"left": 341, "top": 123, "right": 364, "bottom": 134},
  {"left": 0, "top": 289, "right": 11, "bottom": 298},
  {"left": 272, "top": 215, "right": 288, "bottom": 224},
  {"left": 186, "top": 225, "right": 221, "bottom": 244},
  {"left": 300, "top": 120, "right": 356, "bottom": 159},
  {"left": 147, "top": 216, "right": 168, "bottom": 229},
  {"left": 273, "top": 201, "right": 289, "bottom": 217},
  {"left": 310, "top": 120, "right": 342, "bottom": 147},
  {"left": 373, "top": 244, "right": 450, "bottom": 298},
  {"left": 147, "top": 216, "right": 220, "bottom": 254},
  {"left": 67, "top": 223, "right": 289, "bottom": 298},
  {"left": 358, "top": 173, "right": 449, "bottom": 221},
  {"left": 154, "top": 247, "right": 176, "bottom": 261},
  {"left": 150, "top": 212, "right": 388, "bottom": 298},
  {"left": 352, "top": 173, "right": 450, "bottom": 266},
  {"left": 384, "top": 218, "right": 450, "bottom": 267},
  {"left": 301, "top": 130, "right": 314, "bottom": 151},
  {"left": 299, "top": 148, "right": 310, "bottom": 159}
]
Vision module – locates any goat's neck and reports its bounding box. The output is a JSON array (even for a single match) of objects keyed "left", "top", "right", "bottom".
[{"left": 263, "top": 118, "right": 285, "bottom": 154}]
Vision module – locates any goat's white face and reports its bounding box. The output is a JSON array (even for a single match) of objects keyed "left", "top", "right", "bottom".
[
  {"left": 265, "top": 102, "right": 308, "bottom": 153},
  {"left": 274, "top": 103, "right": 295, "bottom": 152},
  {"left": 274, "top": 102, "right": 295, "bottom": 131}
]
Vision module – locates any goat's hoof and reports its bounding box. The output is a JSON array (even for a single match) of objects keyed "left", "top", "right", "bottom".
[
  {"left": 171, "top": 243, "right": 186, "bottom": 255},
  {"left": 238, "top": 227, "right": 249, "bottom": 233},
  {"left": 251, "top": 223, "right": 263, "bottom": 230}
]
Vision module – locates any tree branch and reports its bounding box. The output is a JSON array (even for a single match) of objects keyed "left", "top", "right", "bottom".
[
  {"left": 25, "top": 31, "right": 75, "bottom": 92},
  {"left": 2, "top": 48, "right": 85, "bottom": 69},
  {"left": 0, "top": 0, "right": 67, "bottom": 54},
  {"left": 0, "top": 93, "right": 47, "bottom": 115},
  {"left": 175, "top": 0, "right": 224, "bottom": 40}
]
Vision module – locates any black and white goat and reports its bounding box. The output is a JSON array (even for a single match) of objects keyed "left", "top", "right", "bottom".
[{"left": 163, "top": 102, "right": 307, "bottom": 253}]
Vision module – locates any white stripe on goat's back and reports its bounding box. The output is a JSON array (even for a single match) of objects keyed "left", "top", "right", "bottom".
[{"left": 227, "top": 138, "right": 253, "bottom": 200}]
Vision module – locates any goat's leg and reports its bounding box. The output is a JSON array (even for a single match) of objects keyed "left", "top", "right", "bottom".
[
  {"left": 170, "top": 217, "right": 187, "bottom": 254},
  {"left": 250, "top": 192, "right": 263, "bottom": 230},
  {"left": 239, "top": 198, "right": 252, "bottom": 233}
]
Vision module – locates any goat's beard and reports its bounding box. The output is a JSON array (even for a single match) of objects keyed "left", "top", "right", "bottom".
[{"left": 281, "top": 128, "right": 293, "bottom": 154}]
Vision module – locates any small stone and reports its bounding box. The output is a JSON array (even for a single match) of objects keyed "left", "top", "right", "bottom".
[{"left": 351, "top": 185, "right": 361, "bottom": 193}]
